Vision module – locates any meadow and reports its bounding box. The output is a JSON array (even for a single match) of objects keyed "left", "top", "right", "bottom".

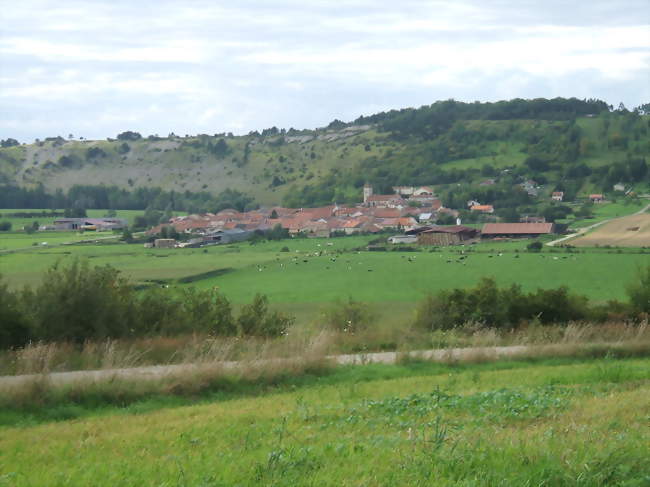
[
  {"left": 1, "top": 231, "right": 647, "bottom": 305},
  {"left": 1, "top": 355, "right": 648, "bottom": 486}
]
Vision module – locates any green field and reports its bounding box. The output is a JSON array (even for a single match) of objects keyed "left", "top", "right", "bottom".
[
  {"left": 1, "top": 356, "right": 648, "bottom": 485},
  {"left": 1, "top": 232, "right": 647, "bottom": 304}
]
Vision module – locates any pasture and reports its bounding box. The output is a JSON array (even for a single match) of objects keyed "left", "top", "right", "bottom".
[
  {"left": 1, "top": 232, "right": 647, "bottom": 305},
  {"left": 571, "top": 213, "right": 650, "bottom": 247},
  {"left": 1, "top": 356, "right": 648, "bottom": 485}
]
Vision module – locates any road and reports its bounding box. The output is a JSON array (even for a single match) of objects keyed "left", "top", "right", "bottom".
[
  {"left": 0, "top": 344, "right": 567, "bottom": 389},
  {"left": 547, "top": 202, "right": 650, "bottom": 247}
]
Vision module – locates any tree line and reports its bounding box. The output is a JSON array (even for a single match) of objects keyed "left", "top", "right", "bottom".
[{"left": 0, "top": 184, "right": 256, "bottom": 214}]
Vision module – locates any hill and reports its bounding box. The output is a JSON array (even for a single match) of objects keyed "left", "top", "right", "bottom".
[{"left": 0, "top": 98, "right": 648, "bottom": 212}]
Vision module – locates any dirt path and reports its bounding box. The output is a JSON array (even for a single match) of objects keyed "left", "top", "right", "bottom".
[
  {"left": 0, "top": 344, "right": 546, "bottom": 388},
  {"left": 547, "top": 202, "right": 650, "bottom": 247}
]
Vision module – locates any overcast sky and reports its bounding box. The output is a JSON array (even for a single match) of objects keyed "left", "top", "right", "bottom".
[{"left": 1, "top": 0, "right": 649, "bottom": 142}]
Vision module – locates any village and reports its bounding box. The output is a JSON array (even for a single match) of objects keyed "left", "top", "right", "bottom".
[{"left": 141, "top": 183, "right": 559, "bottom": 248}]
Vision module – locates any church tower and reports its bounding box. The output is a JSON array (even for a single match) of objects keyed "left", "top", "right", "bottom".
[{"left": 363, "top": 183, "right": 373, "bottom": 203}]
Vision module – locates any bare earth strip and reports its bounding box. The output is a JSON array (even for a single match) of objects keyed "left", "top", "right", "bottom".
[
  {"left": 569, "top": 213, "right": 650, "bottom": 247},
  {"left": 0, "top": 343, "right": 629, "bottom": 390},
  {"left": 547, "top": 202, "right": 650, "bottom": 247}
]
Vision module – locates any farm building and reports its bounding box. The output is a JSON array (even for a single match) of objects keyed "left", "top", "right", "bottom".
[
  {"left": 551, "top": 191, "right": 564, "bottom": 201},
  {"left": 51, "top": 218, "right": 128, "bottom": 231},
  {"left": 589, "top": 194, "right": 605, "bottom": 203},
  {"left": 417, "top": 225, "right": 480, "bottom": 246},
  {"left": 387, "top": 235, "right": 417, "bottom": 244},
  {"left": 203, "top": 228, "right": 252, "bottom": 244},
  {"left": 153, "top": 238, "right": 176, "bottom": 248},
  {"left": 481, "top": 223, "right": 555, "bottom": 238}
]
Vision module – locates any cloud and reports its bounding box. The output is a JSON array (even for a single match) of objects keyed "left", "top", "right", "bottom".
[{"left": 0, "top": 0, "right": 648, "bottom": 141}]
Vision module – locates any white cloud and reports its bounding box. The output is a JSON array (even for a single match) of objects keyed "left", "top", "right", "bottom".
[{"left": 0, "top": 0, "right": 648, "bottom": 141}]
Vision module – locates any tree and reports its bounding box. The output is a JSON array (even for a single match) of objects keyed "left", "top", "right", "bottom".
[
  {"left": 116, "top": 131, "right": 142, "bottom": 141},
  {"left": 0, "top": 138, "right": 19, "bottom": 148}
]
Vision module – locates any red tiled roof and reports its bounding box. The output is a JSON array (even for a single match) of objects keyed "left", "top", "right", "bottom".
[
  {"left": 481, "top": 223, "right": 554, "bottom": 235},
  {"left": 367, "top": 194, "right": 402, "bottom": 201},
  {"left": 470, "top": 205, "right": 494, "bottom": 212}
]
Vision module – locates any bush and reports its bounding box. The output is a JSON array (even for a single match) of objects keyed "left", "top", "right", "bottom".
[
  {"left": 0, "top": 276, "right": 31, "bottom": 348},
  {"left": 324, "top": 298, "right": 375, "bottom": 333},
  {"left": 237, "top": 294, "right": 292, "bottom": 337},
  {"left": 21, "top": 260, "right": 138, "bottom": 343},
  {"left": 527, "top": 241, "right": 543, "bottom": 252},
  {"left": 626, "top": 265, "right": 650, "bottom": 314},
  {"left": 414, "top": 277, "right": 590, "bottom": 331},
  {"left": 0, "top": 221, "right": 11, "bottom": 231},
  {"left": 280, "top": 246, "right": 290, "bottom": 252}
]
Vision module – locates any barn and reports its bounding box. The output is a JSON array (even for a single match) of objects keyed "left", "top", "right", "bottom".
[
  {"left": 481, "top": 223, "right": 555, "bottom": 238},
  {"left": 417, "top": 225, "right": 480, "bottom": 246}
]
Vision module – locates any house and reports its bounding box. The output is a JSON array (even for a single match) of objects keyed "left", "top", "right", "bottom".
[
  {"left": 467, "top": 200, "right": 481, "bottom": 208},
  {"left": 479, "top": 179, "right": 496, "bottom": 186},
  {"left": 589, "top": 194, "right": 605, "bottom": 203},
  {"left": 417, "top": 225, "right": 480, "bottom": 246},
  {"left": 392, "top": 186, "right": 435, "bottom": 197},
  {"left": 481, "top": 223, "right": 555, "bottom": 238},
  {"left": 613, "top": 183, "right": 625, "bottom": 192},
  {"left": 364, "top": 194, "right": 406, "bottom": 208},
  {"left": 470, "top": 205, "right": 494, "bottom": 214},
  {"left": 551, "top": 191, "right": 564, "bottom": 202},
  {"left": 418, "top": 212, "right": 433, "bottom": 223}
]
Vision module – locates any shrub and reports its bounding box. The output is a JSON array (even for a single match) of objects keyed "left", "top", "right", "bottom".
[
  {"left": 324, "top": 298, "right": 375, "bottom": 333},
  {"left": 22, "top": 260, "right": 138, "bottom": 343},
  {"left": 0, "top": 276, "right": 32, "bottom": 348},
  {"left": 414, "top": 277, "right": 590, "bottom": 331},
  {"left": 0, "top": 221, "right": 11, "bottom": 231},
  {"left": 527, "top": 241, "right": 543, "bottom": 252},
  {"left": 237, "top": 294, "right": 292, "bottom": 337},
  {"left": 626, "top": 265, "right": 650, "bottom": 314}
]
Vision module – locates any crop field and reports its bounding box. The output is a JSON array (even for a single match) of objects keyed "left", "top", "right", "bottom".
[
  {"left": 1, "top": 356, "right": 648, "bottom": 485},
  {"left": 571, "top": 213, "right": 650, "bottom": 247}
]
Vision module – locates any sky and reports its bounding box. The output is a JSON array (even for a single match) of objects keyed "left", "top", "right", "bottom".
[{"left": 1, "top": 0, "right": 649, "bottom": 142}]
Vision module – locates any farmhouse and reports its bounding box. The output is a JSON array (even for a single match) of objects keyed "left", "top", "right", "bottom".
[
  {"left": 551, "top": 191, "right": 564, "bottom": 202},
  {"left": 417, "top": 225, "right": 480, "bottom": 246},
  {"left": 481, "top": 222, "right": 555, "bottom": 238}
]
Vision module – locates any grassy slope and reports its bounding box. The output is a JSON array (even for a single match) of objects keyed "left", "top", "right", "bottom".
[
  {"left": 2, "top": 114, "right": 648, "bottom": 207},
  {"left": 1, "top": 356, "right": 648, "bottom": 485}
]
